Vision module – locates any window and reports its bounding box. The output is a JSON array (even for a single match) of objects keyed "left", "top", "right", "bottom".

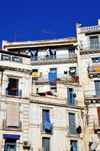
[
  {"left": 69, "top": 67, "right": 77, "bottom": 78},
  {"left": 6, "top": 78, "right": 22, "bottom": 96},
  {"left": 70, "top": 140, "right": 78, "bottom": 151},
  {"left": 1, "top": 54, "right": 11, "bottom": 61},
  {"left": 6, "top": 103, "right": 20, "bottom": 128},
  {"left": 92, "top": 57, "right": 100, "bottom": 63},
  {"left": 42, "top": 137, "right": 50, "bottom": 151},
  {"left": 94, "top": 81, "right": 100, "bottom": 96},
  {"left": 69, "top": 50, "right": 75, "bottom": 58},
  {"left": 4, "top": 143, "right": 16, "bottom": 151},
  {"left": 50, "top": 87, "right": 57, "bottom": 93},
  {"left": 67, "top": 88, "right": 75, "bottom": 106},
  {"left": 42, "top": 110, "right": 52, "bottom": 133},
  {"left": 12, "top": 56, "right": 22, "bottom": 63},
  {"left": 50, "top": 68, "right": 57, "bottom": 73},
  {"left": 31, "top": 50, "right": 38, "bottom": 61},
  {"left": 32, "top": 69, "right": 38, "bottom": 81},
  {"left": 69, "top": 113, "right": 76, "bottom": 134},
  {"left": 90, "top": 36, "right": 99, "bottom": 49}
]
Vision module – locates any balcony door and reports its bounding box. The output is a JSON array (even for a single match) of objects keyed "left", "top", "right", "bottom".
[{"left": 94, "top": 81, "right": 100, "bottom": 96}]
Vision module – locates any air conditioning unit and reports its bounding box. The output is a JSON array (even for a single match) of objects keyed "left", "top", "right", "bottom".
[{"left": 23, "top": 141, "right": 31, "bottom": 148}]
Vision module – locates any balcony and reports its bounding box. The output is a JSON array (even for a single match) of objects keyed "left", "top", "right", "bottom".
[
  {"left": 32, "top": 73, "right": 78, "bottom": 84},
  {"left": 6, "top": 88, "right": 22, "bottom": 97},
  {"left": 84, "top": 90, "right": 100, "bottom": 104},
  {"left": 31, "top": 54, "right": 77, "bottom": 62},
  {"left": 66, "top": 98, "right": 77, "bottom": 107},
  {"left": 32, "top": 75, "right": 49, "bottom": 81},
  {"left": 40, "top": 123, "right": 53, "bottom": 134},
  {"left": 88, "top": 64, "right": 100, "bottom": 78},
  {"left": 2, "top": 120, "right": 22, "bottom": 131}
]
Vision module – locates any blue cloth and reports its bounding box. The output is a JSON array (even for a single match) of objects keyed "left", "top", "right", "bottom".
[
  {"left": 3, "top": 134, "right": 20, "bottom": 139},
  {"left": 50, "top": 49, "right": 56, "bottom": 55},
  {"left": 44, "top": 112, "right": 52, "bottom": 130},
  {"left": 31, "top": 50, "right": 37, "bottom": 55},
  {"left": 48, "top": 72, "right": 57, "bottom": 83}
]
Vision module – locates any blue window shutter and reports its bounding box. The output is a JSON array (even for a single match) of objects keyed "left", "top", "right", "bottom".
[
  {"left": 19, "top": 58, "right": 22, "bottom": 63},
  {"left": 72, "top": 88, "right": 75, "bottom": 106},
  {"left": 12, "top": 56, "right": 14, "bottom": 61},
  {"left": 1, "top": 54, "right": 3, "bottom": 60},
  {"left": 8, "top": 55, "right": 11, "bottom": 61},
  {"left": 99, "top": 58, "right": 100, "bottom": 62},
  {"left": 69, "top": 113, "right": 76, "bottom": 134},
  {"left": 67, "top": 88, "right": 70, "bottom": 104}
]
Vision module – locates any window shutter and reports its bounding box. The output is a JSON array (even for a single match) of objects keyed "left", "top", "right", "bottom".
[
  {"left": 72, "top": 88, "right": 75, "bottom": 105},
  {"left": 8, "top": 55, "right": 11, "bottom": 61},
  {"left": 19, "top": 58, "right": 22, "bottom": 63},
  {"left": 1, "top": 54, "right": 3, "bottom": 60},
  {"left": 12, "top": 56, "right": 14, "bottom": 61},
  {"left": 67, "top": 88, "right": 70, "bottom": 102},
  {"left": 6, "top": 103, "right": 20, "bottom": 127}
]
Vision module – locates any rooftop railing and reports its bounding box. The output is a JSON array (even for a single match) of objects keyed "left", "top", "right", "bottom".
[
  {"left": 84, "top": 90, "right": 100, "bottom": 98},
  {"left": 6, "top": 88, "right": 22, "bottom": 96},
  {"left": 2, "top": 119, "right": 22, "bottom": 130},
  {"left": 31, "top": 54, "right": 77, "bottom": 61}
]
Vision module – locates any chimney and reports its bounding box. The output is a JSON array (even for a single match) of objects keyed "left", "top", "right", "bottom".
[
  {"left": 75, "top": 23, "right": 79, "bottom": 28},
  {"left": 98, "top": 19, "right": 100, "bottom": 26}
]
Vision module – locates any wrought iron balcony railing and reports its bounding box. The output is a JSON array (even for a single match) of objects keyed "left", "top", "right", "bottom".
[
  {"left": 2, "top": 120, "right": 22, "bottom": 130},
  {"left": 6, "top": 88, "right": 22, "bottom": 96},
  {"left": 32, "top": 73, "right": 78, "bottom": 83},
  {"left": 66, "top": 98, "right": 77, "bottom": 107},
  {"left": 40, "top": 123, "right": 53, "bottom": 134},
  {"left": 84, "top": 90, "right": 100, "bottom": 98},
  {"left": 80, "top": 43, "right": 100, "bottom": 51},
  {"left": 32, "top": 75, "right": 49, "bottom": 81},
  {"left": 31, "top": 54, "right": 77, "bottom": 61}
]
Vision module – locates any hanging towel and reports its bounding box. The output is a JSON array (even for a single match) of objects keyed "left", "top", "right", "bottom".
[
  {"left": 32, "top": 72, "right": 42, "bottom": 77},
  {"left": 44, "top": 112, "right": 52, "bottom": 130},
  {"left": 50, "top": 49, "right": 56, "bottom": 55},
  {"left": 31, "top": 50, "right": 37, "bottom": 55},
  {"left": 48, "top": 72, "right": 57, "bottom": 83}
]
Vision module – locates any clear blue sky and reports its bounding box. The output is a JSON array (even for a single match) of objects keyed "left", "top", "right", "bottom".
[{"left": 0, "top": 0, "right": 100, "bottom": 48}]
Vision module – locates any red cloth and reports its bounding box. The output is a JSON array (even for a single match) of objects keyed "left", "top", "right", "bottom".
[
  {"left": 97, "top": 107, "right": 100, "bottom": 126},
  {"left": 43, "top": 91, "right": 47, "bottom": 95}
]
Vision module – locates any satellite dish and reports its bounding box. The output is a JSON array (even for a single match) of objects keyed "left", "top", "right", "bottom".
[
  {"left": 76, "top": 126, "right": 81, "bottom": 134},
  {"left": 91, "top": 142, "right": 97, "bottom": 150}
]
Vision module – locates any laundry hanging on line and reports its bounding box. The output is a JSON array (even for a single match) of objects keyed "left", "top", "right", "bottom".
[
  {"left": 48, "top": 72, "right": 57, "bottom": 83},
  {"left": 32, "top": 72, "right": 42, "bottom": 77}
]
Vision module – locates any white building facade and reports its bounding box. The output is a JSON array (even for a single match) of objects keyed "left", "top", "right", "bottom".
[
  {"left": 0, "top": 38, "right": 86, "bottom": 151},
  {"left": 76, "top": 19, "right": 100, "bottom": 151}
]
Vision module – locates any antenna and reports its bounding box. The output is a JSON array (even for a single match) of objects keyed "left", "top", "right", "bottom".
[
  {"left": 11, "top": 31, "right": 21, "bottom": 42},
  {"left": 41, "top": 29, "right": 56, "bottom": 39}
]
